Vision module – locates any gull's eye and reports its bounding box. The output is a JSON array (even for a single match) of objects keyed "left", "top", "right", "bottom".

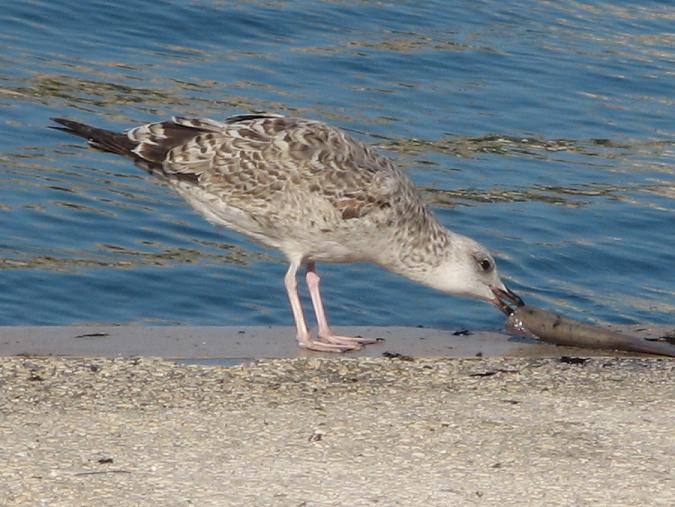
[{"left": 479, "top": 259, "right": 492, "bottom": 272}]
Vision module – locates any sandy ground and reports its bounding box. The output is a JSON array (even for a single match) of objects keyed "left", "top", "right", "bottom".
[{"left": 1, "top": 355, "right": 673, "bottom": 506}]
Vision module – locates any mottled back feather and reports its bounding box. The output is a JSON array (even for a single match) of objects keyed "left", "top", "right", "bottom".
[
  {"left": 52, "top": 113, "right": 449, "bottom": 266},
  {"left": 118, "top": 115, "right": 407, "bottom": 220}
]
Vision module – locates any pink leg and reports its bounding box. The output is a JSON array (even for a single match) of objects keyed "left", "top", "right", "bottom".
[
  {"left": 284, "top": 261, "right": 357, "bottom": 352},
  {"left": 305, "top": 262, "right": 381, "bottom": 347}
]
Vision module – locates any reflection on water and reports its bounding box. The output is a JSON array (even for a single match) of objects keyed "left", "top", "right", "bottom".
[
  {"left": 0, "top": 0, "right": 673, "bottom": 329},
  {"left": 0, "top": 245, "right": 251, "bottom": 271},
  {"left": 384, "top": 135, "right": 675, "bottom": 169}
]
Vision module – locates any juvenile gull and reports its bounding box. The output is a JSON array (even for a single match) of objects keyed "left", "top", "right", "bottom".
[{"left": 51, "top": 114, "right": 521, "bottom": 352}]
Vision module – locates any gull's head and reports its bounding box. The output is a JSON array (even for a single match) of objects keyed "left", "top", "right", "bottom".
[{"left": 416, "top": 234, "right": 523, "bottom": 315}]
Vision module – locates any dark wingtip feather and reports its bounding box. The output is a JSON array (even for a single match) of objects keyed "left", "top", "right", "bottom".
[
  {"left": 49, "top": 117, "right": 135, "bottom": 156},
  {"left": 49, "top": 126, "right": 74, "bottom": 133},
  {"left": 49, "top": 118, "right": 77, "bottom": 134},
  {"left": 49, "top": 118, "right": 96, "bottom": 137}
]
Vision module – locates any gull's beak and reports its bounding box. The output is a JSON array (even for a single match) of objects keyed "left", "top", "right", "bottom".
[{"left": 491, "top": 285, "right": 524, "bottom": 316}]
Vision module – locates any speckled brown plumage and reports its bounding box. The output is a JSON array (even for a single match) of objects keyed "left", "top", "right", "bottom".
[
  {"left": 52, "top": 113, "right": 512, "bottom": 352},
  {"left": 53, "top": 114, "right": 450, "bottom": 268}
]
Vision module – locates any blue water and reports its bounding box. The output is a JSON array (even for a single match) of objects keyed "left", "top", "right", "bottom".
[{"left": 0, "top": 1, "right": 673, "bottom": 330}]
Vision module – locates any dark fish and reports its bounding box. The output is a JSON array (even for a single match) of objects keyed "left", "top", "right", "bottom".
[{"left": 507, "top": 305, "right": 675, "bottom": 357}]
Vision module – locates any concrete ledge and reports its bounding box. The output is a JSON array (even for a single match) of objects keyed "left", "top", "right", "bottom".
[{"left": 1, "top": 324, "right": 672, "bottom": 359}]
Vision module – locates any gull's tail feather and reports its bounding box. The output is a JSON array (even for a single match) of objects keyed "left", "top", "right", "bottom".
[{"left": 50, "top": 118, "right": 135, "bottom": 157}]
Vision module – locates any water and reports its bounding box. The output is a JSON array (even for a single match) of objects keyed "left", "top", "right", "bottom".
[{"left": 1, "top": 1, "right": 673, "bottom": 330}]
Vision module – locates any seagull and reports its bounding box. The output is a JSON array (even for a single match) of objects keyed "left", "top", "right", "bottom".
[{"left": 51, "top": 114, "right": 522, "bottom": 352}]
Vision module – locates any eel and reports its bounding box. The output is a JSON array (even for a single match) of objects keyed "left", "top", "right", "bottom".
[{"left": 506, "top": 304, "right": 675, "bottom": 357}]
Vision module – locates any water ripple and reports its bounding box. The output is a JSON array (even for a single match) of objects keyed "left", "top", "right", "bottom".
[{"left": 0, "top": 0, "right": 673, "bottom": 328}]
